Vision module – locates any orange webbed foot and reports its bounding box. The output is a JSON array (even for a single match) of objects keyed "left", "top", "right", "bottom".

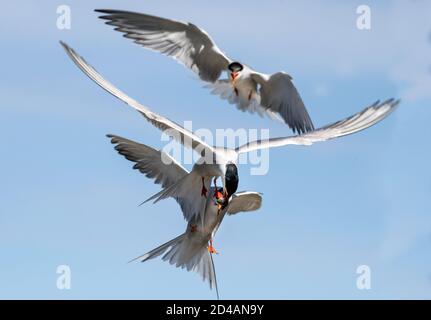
[
  {"left": 208, "top": 245, "right": 218, "bottom": 254},
  {"left": 208, "top": 239, "right": 218, "bottom": 254}
]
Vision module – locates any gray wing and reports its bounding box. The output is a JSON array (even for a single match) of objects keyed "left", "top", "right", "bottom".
[
  {"left": 227, "top": 191, "right": 263, "bottom": 215},
  {"left": 107, "top": 134, "right": 203, "bottom": 220},
  {"left": 251, "top": 72, "right": 314, "bottom": 134},
  {"left": 236, "top": 99, "right": 399, "bottom": 154},
  {"left": 107, "top": 134, "right": 188, "bottom": 188},
  {"left": 96, "top": 9, "right": 231, "bottom": 82}
]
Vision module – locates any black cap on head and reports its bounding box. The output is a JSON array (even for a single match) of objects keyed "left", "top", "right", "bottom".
[
  {"left": 228, "top": 62, "right": 243, "bottom": 72},
  {"left": 225, "top": 163, "right": 239, "bottom": 196}
]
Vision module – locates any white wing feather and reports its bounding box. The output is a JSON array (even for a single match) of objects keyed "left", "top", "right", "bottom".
[
  {"left": 227, "top": 191, "right": 263, "bottom": 215},
  {"left": 60, "top": 41, "right": 214, "bottom": 157},
  {"left": 236, "top": 99, "right": 399, "bottom": 154}
]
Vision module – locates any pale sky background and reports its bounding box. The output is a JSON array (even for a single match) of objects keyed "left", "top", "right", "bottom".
[{"left": 1, "top": 0, "right": 431, "bottom": 299}]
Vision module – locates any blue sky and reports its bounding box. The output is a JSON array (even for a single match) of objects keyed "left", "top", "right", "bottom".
[{"left": 1, "top": 0, "right": 431, "bottom": 299}]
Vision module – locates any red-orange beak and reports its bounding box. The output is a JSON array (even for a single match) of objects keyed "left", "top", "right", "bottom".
[{"left": 231, "top": 72, "right": 238, "bottom": 81}]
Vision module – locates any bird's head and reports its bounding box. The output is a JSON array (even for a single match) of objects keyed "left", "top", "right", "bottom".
[
  {"left": 228, "top": 62, "right": 243, "bottom": 82},
  {"left": 224, "top": 163, "right": 239, "bottom": 197}
]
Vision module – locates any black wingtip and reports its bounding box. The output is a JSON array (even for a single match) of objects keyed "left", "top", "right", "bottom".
[
  {"left": 94, "top": 9, "right": 129, "bottom": 17},
  {"left": 94, "top": 9, "right": 117, "bottom": 19},
  {"left": 59, "top": 41, "right": 76, "bottom": 56},
  {"left": 393, "top": 99, "right": 401, "bottom": 107},
  {"left": 387, "top": 98, "right": 401, "bottom": 112},
  {"left": 106, "top": 134, "right": 119, "bottom": 144},
  {"left": 59, "top": 40, "right": 68, "bottom": 50},
  {"left": 378, "top": 98, "right": 400, "bottom": 110},
  {"left": 94, "top": 9, "right": 111, "bottom": 13}
]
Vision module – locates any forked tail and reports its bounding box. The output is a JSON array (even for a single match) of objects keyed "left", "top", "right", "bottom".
[{"left": 130, "top": 233, "right": 219, "bottom": 299}]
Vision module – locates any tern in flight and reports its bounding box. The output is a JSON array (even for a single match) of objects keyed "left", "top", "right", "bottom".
[
  {"left": 60, "top": 41, "right": 399, "bottom": 228},
  {"left": 107, "top": 135, "right": 262, "bottom": 298},
  {"left": 95, "top": 9, "right": 315, "bottom": 134}
]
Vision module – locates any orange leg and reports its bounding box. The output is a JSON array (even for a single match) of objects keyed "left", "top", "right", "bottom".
[
  {"left": 208, "top": 239, "right": 218, "bottom": 254},
  {"left": 201, "top": 177, "right": 207, "bottom": 197}
]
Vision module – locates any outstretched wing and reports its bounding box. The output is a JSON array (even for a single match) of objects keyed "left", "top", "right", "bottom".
[
  {"left": 107, "top": 134, "right": 188, "bottom": 188},
  {"left": 251, "top": 72, "right": 315, "bottom": 134},
  {"left": 96, "top": 9, "right": 231, "bottom": 82},
  {"left": 236, "top": 99, "right": 399, "bottom": 154},
  {"left": 60, "top": 41, "right": 215, "bottom": 158},
  {"left": 227, "top": 191, "right": 263, "bottom": 215}
]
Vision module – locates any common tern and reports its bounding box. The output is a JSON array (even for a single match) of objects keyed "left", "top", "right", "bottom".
[
  {"left": 107, "top": 135, "right": 262, "bottom": 298},
  {"left": 95, "top": 9, "right": 315, "bottom": 134}
]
